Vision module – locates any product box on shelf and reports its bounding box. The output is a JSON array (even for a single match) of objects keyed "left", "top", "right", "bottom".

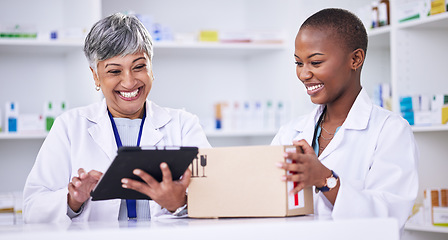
[
  {"left": 430, "top": 0, "right": 447, "bottom": 15},
  {"left": 433, "top": 206, "right": 448, "bottom": 226},
  {"left": 400, "top": 94, "right": 448, "bottom": 126},
  {"left": 442, "top": 105, "right": 448, "bottom": 124},
  {"left": 396, "top": 0, "right": 431, "bottom": 23},
  {"left": 18, "top": 114, "right": 44, "bottom": 133},
  {"left": 187, "top": 145, "right": 314, "bottom": 218},
  {"left": 423, "top": 188, "right": 448, "bottom": 226}
]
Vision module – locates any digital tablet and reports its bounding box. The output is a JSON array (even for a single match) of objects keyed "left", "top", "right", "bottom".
[{"left": 91, "top": 146, "right": 198, "bottom": 201}]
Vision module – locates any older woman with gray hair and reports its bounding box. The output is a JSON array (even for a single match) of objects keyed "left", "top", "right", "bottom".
[{"left": 23, "top": 13, "right": 210, "bottom": 223}]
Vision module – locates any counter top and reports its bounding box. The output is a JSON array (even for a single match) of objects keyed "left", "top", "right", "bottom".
[{"left": 0, "top": 215, "right": 399, "bottom": 240}]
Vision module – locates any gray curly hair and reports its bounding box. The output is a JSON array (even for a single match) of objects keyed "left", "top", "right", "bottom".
[{"left": 84, "top": 12, "right": 153, "bottom": 72}]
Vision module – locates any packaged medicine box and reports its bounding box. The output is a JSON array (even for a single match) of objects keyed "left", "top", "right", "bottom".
[
  {"left": 424, "top": 188, "right": 448, "bottom": 226},
  {"left": 188, "top": 145, "right": 314, "bottom": 218}
]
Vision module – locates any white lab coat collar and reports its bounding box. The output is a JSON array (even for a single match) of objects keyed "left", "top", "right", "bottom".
[
  {"left": 342, "top": 88, "right": 372, "bottom": 131},
  {"left": 140, "top": 100, "right": 172, "bottom": 147},
  {"left": 80, "top": 99, "right": 172, "bottom": 162},
  {"left": 292, "top": 105, "right": 324, "bottom": 145},
  {"left": 292, "top": 89, "right": 373, "bottom": 159}
]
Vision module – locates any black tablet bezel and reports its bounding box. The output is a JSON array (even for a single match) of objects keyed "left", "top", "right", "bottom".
[{"left": 90, "top": 146, "right": 198, "bottom": 201}]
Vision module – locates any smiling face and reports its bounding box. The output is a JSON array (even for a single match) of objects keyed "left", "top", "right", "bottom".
[
  {"left": 294, "top": 27, "right": 360, "bottom": 106},
  {"left": 92, "top": 52, "right": 153, "bottom": 119}
]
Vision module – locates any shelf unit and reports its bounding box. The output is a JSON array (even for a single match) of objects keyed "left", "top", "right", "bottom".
[
  {"left": 405, "top": 223, "right": 448, "bottom": 234},
  {"left": 397, "top": 11, "right": 448, "bottom": 29},
  {"left": 0, "top": 0, "right": 297, "bottom": 192},
  {"left": 3, "top": 124, "right": 447, "bottom": 141},
  {"left": 205, "top": 130, "right": 277, "bottom": 138},
  {"left": 0, "top": 132, "right": 47, "bottom": 140},
  {"left": 390, "top": 13, "right": 448, "bottom": 237},
  {"left": 0, "top": 0, "right": 291, "bottom": 137},
  {"left": 293, "top": 1, "right": 448, "bottom": 239},
  {"left": 381, "top": 2, "right": 448, "bottom": 238},
  {"left": 1, "top": 2, "right": 447, "bottom": 237}
]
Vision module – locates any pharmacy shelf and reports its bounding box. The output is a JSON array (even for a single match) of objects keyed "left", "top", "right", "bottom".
[
  {"left": 405, "top": 223, "right": 448, "bottom": 233},
  {"left": 0, "top": 130, "right": 277, "bottom": 139},
  {"left": 205, "top": 129, "right": 278, "bottom": 138},
  {"left": 412, "top": 124, "right": 448, "bottom": 133},
  {"left": 368, "top": 25, "right": 391, "bottom": 36},
  {"left": 0, "top": 132, "right": 47, "bottom": 140},
  {"left": 0, "top": 39, "right": 286, "bottom": 56},
  {"left": 397, "top": 12, "right": 448, "bottom": 30},
  {"left": 367, "top": 26, "right": 390, "bottom": 49},
  {"left": 154, "top": 41, "right": 286, "bottom": 50},
  {"left": 153, "top": 41, "right": 287, "bottom": 57},
  {"left": 0, "top": 39, "right": 84, "bottom": 54}
]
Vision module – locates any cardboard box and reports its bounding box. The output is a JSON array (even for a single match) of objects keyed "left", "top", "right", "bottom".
[{"left": 188, "top": 145, "right": 314, "bottom": 218}]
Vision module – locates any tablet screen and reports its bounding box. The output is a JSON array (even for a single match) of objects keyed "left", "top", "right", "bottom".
[{"left": 91, "top": 146, "right": 198, "bottom": 201}]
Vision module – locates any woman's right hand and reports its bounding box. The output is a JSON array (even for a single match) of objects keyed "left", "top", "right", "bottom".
[
  {"left": 67, "top": 168, "right": 103, "bottom": 212},
  {"left": 277, "top": 139, "right": 331, "bottom": 195}
]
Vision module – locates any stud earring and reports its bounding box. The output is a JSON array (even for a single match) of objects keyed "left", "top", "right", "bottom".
[{"left": 95, "top": 85, "right": 101, "bottom": 91}]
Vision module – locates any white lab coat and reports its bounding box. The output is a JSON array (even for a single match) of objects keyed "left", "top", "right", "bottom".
[
  {"left": 23, "top": 99, "right": 211, "bottom": 223},
  {"left": 271, "top": 89, "right": 418, "bottom": 229}
]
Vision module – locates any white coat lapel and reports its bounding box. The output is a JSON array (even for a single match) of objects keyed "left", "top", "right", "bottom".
[
  {"left": 140, "top": 101, "right": 171, "bottom": 146},
  {"left": 293, "top": 106, "right": 325, "bottom": 147},
  {"left": 318, "top": 89, "right": 372, "bottom": 160},
  {"left": 86, "top": 100, "right": 117, "bottom": 162}
]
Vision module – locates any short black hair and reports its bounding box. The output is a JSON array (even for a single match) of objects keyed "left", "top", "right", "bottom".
[{"left": 300, "top": 8, "right": 368, "bottom": 54}]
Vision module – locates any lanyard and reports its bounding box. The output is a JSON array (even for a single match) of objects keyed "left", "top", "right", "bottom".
[
  {"left": 107, "top": 107, "right": 146, "bottom": 219},
  {"left": 108, "top": 109, "right": 146, "bottom": 149},
  {"left": 311, "top": 106, "right": 326, "bottom": 151}
]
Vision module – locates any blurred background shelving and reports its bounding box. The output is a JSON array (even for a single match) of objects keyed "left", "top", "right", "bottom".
[{"left": 0, "top": 1, "right": 447, "bottom": 237}]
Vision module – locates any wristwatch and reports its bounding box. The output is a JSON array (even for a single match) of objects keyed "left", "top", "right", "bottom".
[{"left": 315, "top": 170, "right": 339, "bottom": 193}]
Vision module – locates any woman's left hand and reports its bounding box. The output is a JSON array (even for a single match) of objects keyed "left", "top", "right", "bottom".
[
  {"left": 121, "top": 162, "right": 190, "bottom": 212},
  {"left": 277, "top": 139, "right": 331, "bottom": 195}
]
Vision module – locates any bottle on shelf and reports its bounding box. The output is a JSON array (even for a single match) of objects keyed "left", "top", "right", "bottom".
[
  {"left": 60, "top": 101, "right": 67, "bottom": 115},
  {"left": 44, "top": 101, "right": 55, "bottom": 132},
  {"left": 231, "top": 101, "right": 243, "bottom": 131},
  {"left": 275, "top": 101, "right": 287, "bottom": 129},
  {"left": 252, "top": 101, "right": 264, "bottom": 131},
  {"left": 371, "top": 1, "right": 380, "bottom": 29},
  {"left": 264, "top": 100, "right": 276, "bottom": 130},
  {"left": 5, "top": 102, "right": 19, "bottom": 133},
  {"left": 214, "top": 102, "right": 222, "bottom": 130},
  {"left": 378, "top": 0, "right": 390, "bottom": 26}
]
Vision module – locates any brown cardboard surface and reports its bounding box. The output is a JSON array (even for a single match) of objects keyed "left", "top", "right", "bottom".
[{"left": 188, "top": 145, "right": 314, "bottom": 218}]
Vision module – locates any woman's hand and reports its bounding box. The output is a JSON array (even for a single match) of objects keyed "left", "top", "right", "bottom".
[
  {"left": 67, "top": 168, "right": 103, "bottom": 212},
  {"left": 121, "top": 163, "right": 190, "bottom": 212},
  {"left": 277, "top": 139, "right": 331, "bottom": 195}
]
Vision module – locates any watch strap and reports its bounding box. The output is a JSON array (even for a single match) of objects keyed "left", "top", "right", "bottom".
[{"left": 315, "top": 170, "right": 339, "bottom": 193}]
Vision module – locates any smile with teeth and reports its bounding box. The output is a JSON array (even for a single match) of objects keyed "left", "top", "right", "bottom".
[
  {"left": 307, "top": 84, "right": 323, "bottom": 91},
  {"left": 119, "top": 88, "right": 139, "bottom": 98}
]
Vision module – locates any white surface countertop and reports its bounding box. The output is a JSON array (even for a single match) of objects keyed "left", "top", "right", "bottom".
[{"left": 0, "top": 215, "right": 399, "bottom": 240}]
